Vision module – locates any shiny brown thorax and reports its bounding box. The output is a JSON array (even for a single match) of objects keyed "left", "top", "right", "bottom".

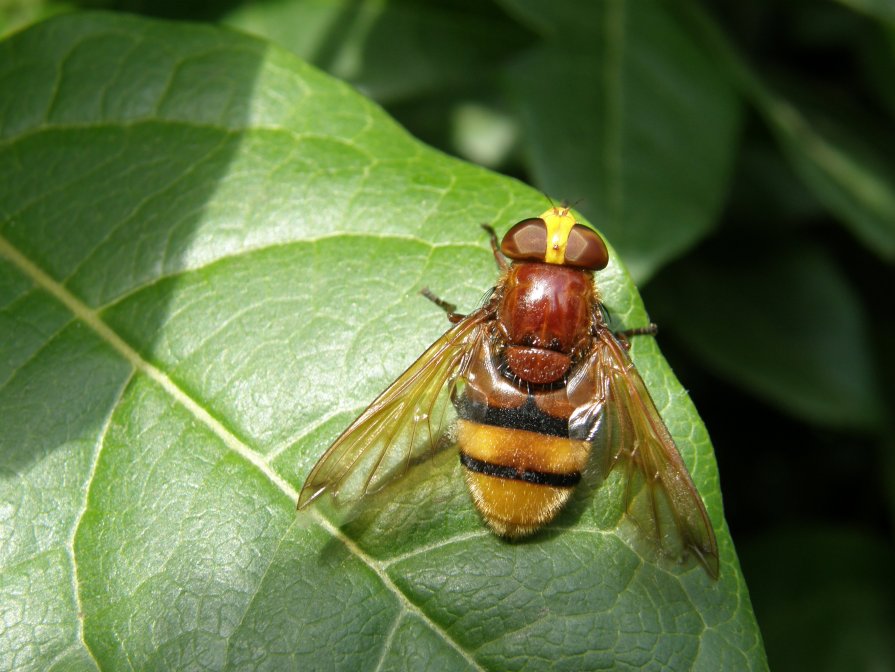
[
  {"left": 458, "top": 260, "right": 601, "bottom": 435},
  {"left": 496, "top": 263, "right": 596, "bottom": 385}
]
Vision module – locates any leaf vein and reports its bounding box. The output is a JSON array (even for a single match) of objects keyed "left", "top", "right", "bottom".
[
  {"left": 371, "top": 611, "right": 404, "bottom": 672},
  {"left": 2, "top": 141, "right": 131, "bottom": 225},
  {"left": 266, "top": 406, "right": 361, "bottom": 462},
  {"left": 0, "top": 315, "right": 75, "bottom": 393},
  {"left": 223, "top": 510, "right": 297, "bottom": 666},
  {"left": 68, "top": 368, "right": 134, "bottom": 671},
  {"left": 95, "top": 235, "right": 485, "bottom": 312},
  {"left": 380, "top": 530, "right": 491, "bottom": 569},
  {"left": 63, "top": 135, "right": 235, "bottom": 286},
  {"left": 311, "top": 510, "right": 486, "bottom": 672}
]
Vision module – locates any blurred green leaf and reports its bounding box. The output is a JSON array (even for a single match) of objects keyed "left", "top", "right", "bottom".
[
  {"left": 0, "top": 12, "right": 764, "bottom": 671},
  {"left": 833, "top": 0, "right": 895, "bottom": 27},
  {"left": 859, "top": 25, "right": 895, "bottom": 118},
  {"left": 449, "top": 102, "right": 519, "bottom": 169},
  {"left": 677, "top": 1, "right": 895, "bottom": 262},
  {"left": 501, "top": 0, "right": 743, "bottom": 282},
  {"left": 649, "top": 242, "right": 883, "bottom": 430},
  {"left": 760, "top": 90, "right": 895, "bottom": 261},
  {"left": 221, "top": 0, "right": 530, "bottom": 104},
  {"left": 0, "top": 0, "right": 70, "bottom": 36}
]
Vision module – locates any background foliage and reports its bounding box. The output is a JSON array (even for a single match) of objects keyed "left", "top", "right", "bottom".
[{"left": 1, "top": 0, "right": 893, "bottom": 671}]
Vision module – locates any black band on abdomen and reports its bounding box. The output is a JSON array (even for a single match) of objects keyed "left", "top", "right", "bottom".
[
  {"left": 460, "top": 452, "right": 581, "bottom": 488},
  {"left": 455, "top": 395, "right": 569, "bottom": 438}
]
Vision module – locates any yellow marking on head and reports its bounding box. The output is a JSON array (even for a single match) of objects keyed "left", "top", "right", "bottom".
[{"left": 540, "top": 207, "right": 577, "bottom": 265}]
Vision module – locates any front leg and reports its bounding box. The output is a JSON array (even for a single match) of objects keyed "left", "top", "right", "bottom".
[
  {"left": 481, "top": 224, "right": 509, "bottom": 272},
  {"left": 614, "top": 323, "right": 658, "bottom": 349},
  {"left": 594, "top": 304, "right": 658, "bottom": 349},
  {"left": 421, "top": 287, "right": 466, "bottom": 323}
]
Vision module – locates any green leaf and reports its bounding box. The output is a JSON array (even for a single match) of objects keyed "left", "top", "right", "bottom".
[
  {"left": 500, "top": 0, "right": 743, "bottom": 282},
  {"left": 648, "top": 242, "right": 885, "bottom": 431},
  {"left": 761, "top": 92, "right": 895, "bottom": 260},
  {"left": 0, "top": 12, "right": 765, "bottom": 671},
  {"left": 833, "top": 0, "right": 895, "bottom": 27},
  {"left": 219, "top": 1, "right": 530, "bottom": 171},
  {"left": 858, "top": 26, "right": 895, "bottom": 118},
  {"left": 0, "top": 0, "right": 70, "bottom": 38},
  {"left": 675, "top": 1, "right": 895, "bottom": 262},
  {"left": 221, "top": 0, "right": 530, "bottom": 104}
]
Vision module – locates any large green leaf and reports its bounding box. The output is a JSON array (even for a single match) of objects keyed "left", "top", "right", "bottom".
[{"left": 0, "top": 13, "right": 765, "bottom": 671}]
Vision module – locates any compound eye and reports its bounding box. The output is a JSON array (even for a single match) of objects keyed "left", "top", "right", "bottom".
[
  {"left": 500, "top": 218, "right": 547, "bottom": 262},
  {"left": 564, "top": 224, "right": 609, "bottom": 270}
]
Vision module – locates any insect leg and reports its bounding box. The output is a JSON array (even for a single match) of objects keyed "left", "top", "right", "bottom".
[
  {"left": 420, "top": 287, "right": 466, "bottom": 323},
  {"left": 480, "top": 224, "right": 509, "bottom": 272},
  {"left": 618, "top": 324, "right": 658, "bottom": 338},
  {"left": 595, "top": 304, "right": 658, "bottom": 347},
  {"left": 614, "top": 323, "right": 658, "bottom": 349}
]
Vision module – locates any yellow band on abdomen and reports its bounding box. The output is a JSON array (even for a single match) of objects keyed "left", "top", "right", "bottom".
[{"left": 457, "top": 419, "right": 591, "bottom": 537}]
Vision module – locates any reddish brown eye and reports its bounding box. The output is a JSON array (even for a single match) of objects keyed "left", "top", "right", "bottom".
[
  {"left": 564, "top": 224, "right": 608, "bottom": 270},
  {"left": 500, "top": 218, "right": 548, "bottom": 262}
]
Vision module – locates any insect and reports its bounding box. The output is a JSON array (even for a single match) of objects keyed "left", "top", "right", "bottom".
[{"left": 298, "top": 207, "right": 719, "bottom": 578}]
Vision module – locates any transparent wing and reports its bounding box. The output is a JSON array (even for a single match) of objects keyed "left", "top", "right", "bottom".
[
  {"left": 297, "top": 307, "right": 491, "bottom": 509},
  {"left": 570, "top": 329, "right": 720, "bottom": 578}
]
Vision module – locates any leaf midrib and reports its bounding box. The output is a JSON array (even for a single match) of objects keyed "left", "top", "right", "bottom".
[{"left": 0, "top": 232, "right": 486, "bottom": 672}]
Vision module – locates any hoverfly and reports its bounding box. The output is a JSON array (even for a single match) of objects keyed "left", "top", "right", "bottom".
[{"left": 298, "top": 207, "right": 719, "bottom": 578}]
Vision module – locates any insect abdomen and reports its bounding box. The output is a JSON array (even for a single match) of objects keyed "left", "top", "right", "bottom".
[{"left": 457, "top": 420, "right": 590, "bottom": 537}]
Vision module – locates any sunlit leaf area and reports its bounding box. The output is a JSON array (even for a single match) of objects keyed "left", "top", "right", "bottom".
[{"left": 2, "top": 1, "right": 892, "bottom": 671}]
